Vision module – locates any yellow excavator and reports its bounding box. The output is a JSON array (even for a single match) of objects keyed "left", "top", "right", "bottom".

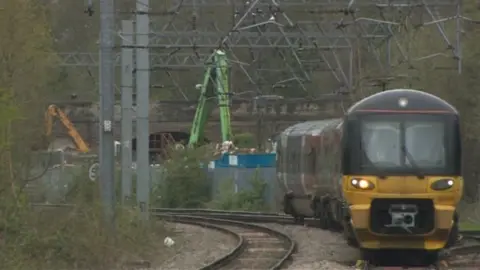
[{"left": 45, "top": 104, "right": 90, "bottom": 153}]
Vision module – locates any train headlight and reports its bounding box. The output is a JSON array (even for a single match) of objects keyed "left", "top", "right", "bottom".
[
  {"left": 398, "top": 97, "right": 408, "bottom": 108},
  {"left": 351, "top": 179, "right": 375, "bottom": 190},
  {"left": 431, "top": 179, "right": 455, "bottom": 191}
]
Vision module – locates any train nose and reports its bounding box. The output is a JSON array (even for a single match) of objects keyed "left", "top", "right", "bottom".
[
  {"left": 376, "top": 176, "right": 428, "bottom": 194},
  {"left": 376, "top": 176, "right": 405, "bottom": 193}
]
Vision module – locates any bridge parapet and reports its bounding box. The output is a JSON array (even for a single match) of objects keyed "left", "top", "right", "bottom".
[{"left": 50, "top": 97, "right": 347, "bottom": 146}]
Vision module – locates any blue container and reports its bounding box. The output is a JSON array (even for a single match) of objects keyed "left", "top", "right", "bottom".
[
  {"left": 208, "top": 153, "right": 276, "bottom": 168},
  {"left": 232, "top": 153, "right": 276, "bottom": 168}
]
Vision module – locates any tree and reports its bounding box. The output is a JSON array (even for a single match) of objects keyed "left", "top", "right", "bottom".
[{"left": 0, "top": 0, "right": 57, "bottom": 209}]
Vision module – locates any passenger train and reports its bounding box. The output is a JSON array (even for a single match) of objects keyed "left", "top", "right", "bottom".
[{"left": 276, "top": 89, "right": 463, "bottom": 265}]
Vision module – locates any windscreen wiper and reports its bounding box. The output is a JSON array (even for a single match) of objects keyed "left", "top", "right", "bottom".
[{"left": 401, "top": 145, "right": 424, "bottom": 179}]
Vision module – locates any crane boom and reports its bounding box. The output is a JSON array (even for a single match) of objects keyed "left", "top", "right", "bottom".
[
  {"left": 45, "top": 104, "right": 91, "bottom": 153},
  {"left": 188, "top": 50, "right": 232, "bottom": 146}
]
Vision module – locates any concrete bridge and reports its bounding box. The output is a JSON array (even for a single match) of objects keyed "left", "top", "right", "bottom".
[{"left": 51, "top": 96, "right": 348, "bottom": 151}]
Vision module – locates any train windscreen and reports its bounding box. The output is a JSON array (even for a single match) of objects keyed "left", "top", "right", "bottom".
[{"left": 349, "top": 114, "right": 459, "bottom": 175}]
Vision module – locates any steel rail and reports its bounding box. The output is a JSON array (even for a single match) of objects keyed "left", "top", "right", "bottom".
[
  {"left": 32, "top": 204, "right": 480, "bottom": 268},
  {"left": 31, "top": 204, "right": 301, "bottom": 222},
  {"left": 156, "top": 213, "right": 296, "bottom": 270},
  {"left": 161, "top": 214, "right": 245, "bottom": 270},
  {"left": 151, "top": 207, "right": 285, "bottom": 216},
  {"left": 153, "top": 208, "right": 480, "bottom": 269}
]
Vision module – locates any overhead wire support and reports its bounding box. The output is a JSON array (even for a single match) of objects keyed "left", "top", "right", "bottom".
[
  {"left": 54, "top": 52, "right": 211, "bottom": 68},
  {"left": 120, "top": 20, "right": 135, "bottom": 204},
  {"left": 74, "top": 0, "right": 464, "bottom": 118},
  {"left": 98, "top": 0, "right": 116, "bottom": 229},
  {"left": 135, "top": 0, "right": 151, "bottom": 221},
  {"left": 145, "top": 31, "right": 355, "bottom": 49}
]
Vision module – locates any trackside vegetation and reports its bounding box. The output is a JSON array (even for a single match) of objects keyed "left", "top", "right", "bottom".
[
  {"left": 150, "top": 145, "right": 270, "bottom": 211},
  {"left": 0, "top": 1, "right": 173, "bottom": 269}
]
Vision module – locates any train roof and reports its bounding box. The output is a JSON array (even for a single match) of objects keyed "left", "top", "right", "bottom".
[
  {"left": 281, "top": 119, "right": 342, "bottom": 137},
  {"left": 347, "top": 89, "right": 458, "bottom": 114}
]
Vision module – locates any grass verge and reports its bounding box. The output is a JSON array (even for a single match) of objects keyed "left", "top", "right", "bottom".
[
  {"left": 1, "top": 180, "right": 174, "bottom": 270},
  {"left": 458, "top": 201, "right": 480, "bottom": 231},
  {"left": 459, "top": 221, "right": 480, "bottom": 231}
]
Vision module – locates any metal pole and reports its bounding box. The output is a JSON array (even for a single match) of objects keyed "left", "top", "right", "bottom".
[
  {"left": 455, "top": 0, "right": 462, "bottom": 74},
  {"left": 136, "top": 0, "right": 150, "bottom": 220},
  {"left": 99, "top": 0, "right": 116, "bottom": 226},
  {"left": 121, "top": 20, "right": 134, "bottom": 204}
]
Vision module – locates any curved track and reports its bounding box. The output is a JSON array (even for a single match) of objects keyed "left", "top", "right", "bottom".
[
  {"left": 151, "top": 208, "right": 480, "bottom": 270},
  {"left": 156, "top": 213, "right": 295, "bottom": 270},
  {"left": 32, "top": 204, "right": 480, "bottom": 269}
]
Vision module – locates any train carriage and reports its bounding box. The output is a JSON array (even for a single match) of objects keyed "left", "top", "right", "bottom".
[
  {"left": 277, "top": 89, "right": 463, "bottom": 266},
  {"left": 277, "top": 119, "right": 343, "bottom": 225}
]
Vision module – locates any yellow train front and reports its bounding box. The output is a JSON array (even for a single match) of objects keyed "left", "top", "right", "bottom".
[{"left": 341, "top": 89, "right": 463, "bottom": 264}]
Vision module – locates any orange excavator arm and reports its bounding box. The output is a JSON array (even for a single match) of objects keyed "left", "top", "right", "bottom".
[{"left": 45, "top": 104, "right": 90, "bottom": 153}]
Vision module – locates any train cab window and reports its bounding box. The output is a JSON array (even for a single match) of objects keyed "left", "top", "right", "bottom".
[
  {"left": 347, "top": 113, "right": 459, "bottom": 176},
  {"left": 361, "top": 122, "right": 401, "bottom": 167},
  {"left": 405, "top": 121, "right": 445, "bottom": 167}
]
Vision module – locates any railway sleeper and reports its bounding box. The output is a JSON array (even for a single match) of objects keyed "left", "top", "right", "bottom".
[
  {"left": 239, "top": 232, "right": 271, "bottom": 237},
  {"left": 247, "top": 241, "right": 286, "bottom": 248},
  {"left": 246, "top": 247, "right": 287, "bottom": 253},
  {"left": 237, "top": 257, "right": 283, "bottom": 263}
]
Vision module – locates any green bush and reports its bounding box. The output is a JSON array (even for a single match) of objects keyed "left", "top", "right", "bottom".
[
  {"left": 1, "top": 166, "right": 171, "bottom": 270},
  {"left": 148, "top": 145, "right": 270, "bottom": 211},
  {"left": 208, "top": 169, "right": 269, "bottom": 211},
  {"left": 150, "top": 146, "right": 212, "bottom": 208}
]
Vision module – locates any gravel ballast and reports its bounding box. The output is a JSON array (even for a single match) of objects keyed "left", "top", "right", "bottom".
[
  {"left": 150, "top": 222, "right": 358, "bottom": 270},
  {"left": 262, "top": 223, "right": 359, "bottom": 269},
  {"left": 153, "top": 223, "right": 237, "bottom": 270}
]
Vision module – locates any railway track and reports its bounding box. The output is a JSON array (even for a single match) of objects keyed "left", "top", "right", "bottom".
[
  {"left": 152, "top": 208, "right": 480, "bottom": 270},
  {"left": 32, "top": 204, "right": 296, "bottom": 269},
  {"left": 33, "top": 204, "right": 480, "bottom": 269},
  {"left": 156, "top": 214, "right": 295, "bottom": 270}
]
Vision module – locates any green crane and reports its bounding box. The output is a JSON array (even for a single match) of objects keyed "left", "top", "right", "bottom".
[{"left": 188, "top": 49, "right": 232, "bottom": 147}]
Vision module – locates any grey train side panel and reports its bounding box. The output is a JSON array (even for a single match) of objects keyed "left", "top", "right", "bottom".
[{"left": 277, "top": 119, "right": 343, "bottom": 217}]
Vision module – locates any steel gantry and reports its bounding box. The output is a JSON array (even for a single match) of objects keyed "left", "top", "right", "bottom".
[
  {"left": 166, "top": 0, "right": 457, "bottom": 7},
  {"left": 60, "top": 0, "right": 462, "bottom": 98},
  {"left": 54, "top": 52, "right": 211, "bottom": 68}
]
